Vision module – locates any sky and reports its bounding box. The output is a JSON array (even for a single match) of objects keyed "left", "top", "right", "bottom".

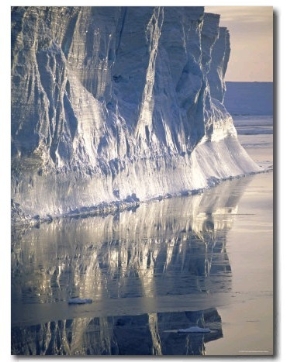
[{"left": 205, "top": 6, "right": 273, "bottom": 82}]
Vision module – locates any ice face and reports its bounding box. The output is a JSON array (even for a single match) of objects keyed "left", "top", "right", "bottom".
[{"left": 11, "top": 6, "right": 260, "bottom": 220}]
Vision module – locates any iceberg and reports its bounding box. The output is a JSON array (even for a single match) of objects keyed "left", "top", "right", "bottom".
[{"left": 11, "top": 6, "right": 260, "bottom": 221}]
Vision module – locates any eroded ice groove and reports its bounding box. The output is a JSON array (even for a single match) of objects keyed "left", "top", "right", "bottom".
[{"left": 11, "top": 6, "right": 260, "bottom": 221}]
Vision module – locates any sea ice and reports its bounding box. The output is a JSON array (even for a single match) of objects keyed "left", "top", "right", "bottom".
[
  {"left": 68, "top": 298, "right": 93, "bottom": 305},
  {"left": 178, "top": 326, "right": 211, "bottom": 333}
]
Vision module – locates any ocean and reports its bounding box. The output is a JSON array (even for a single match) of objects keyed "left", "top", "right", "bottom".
[{"left": 11, "top": 82, "right": 273, "bottom": 356}]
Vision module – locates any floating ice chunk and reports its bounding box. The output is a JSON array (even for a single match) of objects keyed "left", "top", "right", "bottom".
[
  {"left": 68, "top": 298, "right": 92, "bottom": 304},
  {"left": 178, "top": 326, "right": 211, "bottom": 333}
]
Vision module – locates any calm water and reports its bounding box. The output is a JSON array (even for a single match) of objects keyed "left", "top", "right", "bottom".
[{"left": 11, "top": 117, "right": 273, "bottom": 356}]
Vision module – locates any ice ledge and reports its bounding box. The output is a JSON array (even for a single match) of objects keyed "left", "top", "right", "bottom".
[{"left": 12, "top": 136, "right": 265, "bottom": 226}]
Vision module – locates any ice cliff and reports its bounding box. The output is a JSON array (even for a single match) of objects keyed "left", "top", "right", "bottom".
[{"left": 11, "top": 6, "right": 260, "bottom": 220}]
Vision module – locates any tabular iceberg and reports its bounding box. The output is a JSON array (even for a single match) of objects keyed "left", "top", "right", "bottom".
[{"left": 11, "top": 6, "right": 260, "bottom": 221}]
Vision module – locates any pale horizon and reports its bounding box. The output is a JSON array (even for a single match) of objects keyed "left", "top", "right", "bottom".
[{"left": 205, "top": 6, "right": 273, "bottom": 82}]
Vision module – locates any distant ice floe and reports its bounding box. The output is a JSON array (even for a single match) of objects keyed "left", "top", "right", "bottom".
[
  {"left": 178, "top": 326, "right": 211, "bottom": 333},
  {"left": 68, "top": 298, "right": 92, "bottom": 305}
]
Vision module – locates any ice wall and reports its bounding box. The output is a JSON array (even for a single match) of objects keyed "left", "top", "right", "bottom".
[{"left": 11, "top": 6, "right": 260, "bottom": 220}]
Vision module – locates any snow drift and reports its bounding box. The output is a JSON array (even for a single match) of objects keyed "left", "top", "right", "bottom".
[{"left": 11, "top": 6, "right": 260, "bottom": 220}]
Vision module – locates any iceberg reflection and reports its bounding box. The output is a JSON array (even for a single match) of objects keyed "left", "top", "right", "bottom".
[
  {"left": 11, "top": 177, "right": 251, "bottom": 355},
  {"left": 11, "top": 309, "right": 222, "bottom": 355}
]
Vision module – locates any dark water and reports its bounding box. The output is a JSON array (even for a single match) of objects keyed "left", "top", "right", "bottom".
[
  {"left": 11, "top": 177, "right": 254, "bottom": 356},
  {"left": 224, "top": 82, "right": 273, "bottom": 116},
  {"left": 12, "top": 310, "right": 223, "bottom": 355}
]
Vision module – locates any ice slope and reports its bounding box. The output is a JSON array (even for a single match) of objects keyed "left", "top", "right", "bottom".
[{"left": 11, "top": 6, "right": 260, "bottom": 220}]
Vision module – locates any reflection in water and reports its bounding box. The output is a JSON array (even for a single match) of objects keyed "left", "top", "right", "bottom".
[
  {"left": 12, "top": 309, "right": 222, "bottom": 355},
  {"left": 11, "top": 177, "right": 251, "bottom": 355}
]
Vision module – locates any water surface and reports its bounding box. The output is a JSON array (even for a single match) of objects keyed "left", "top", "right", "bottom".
[
  {"left": 12, "top": 176, "right": 254, "bottom": 355},
  {"left": 11, "top": 116, "right": 273, "bottom": 356}
]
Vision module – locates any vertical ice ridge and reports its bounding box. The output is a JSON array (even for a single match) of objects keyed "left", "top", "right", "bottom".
[
  {"left": 208, "top": 27, "right": 231, "bottom": 103},
  {"left": 136, "top": 7, "right": 164, "bottom": 144}
]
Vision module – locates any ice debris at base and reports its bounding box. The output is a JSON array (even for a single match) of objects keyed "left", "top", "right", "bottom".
[
  {"left": 178, "top": 326, "right": 211, "bottom": 333},
  {"left": 11, "top": 6, "right": 261, "bottom": 221},
  {"left": 68, "top": 298, "right": 93, "bottom": 305}
]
